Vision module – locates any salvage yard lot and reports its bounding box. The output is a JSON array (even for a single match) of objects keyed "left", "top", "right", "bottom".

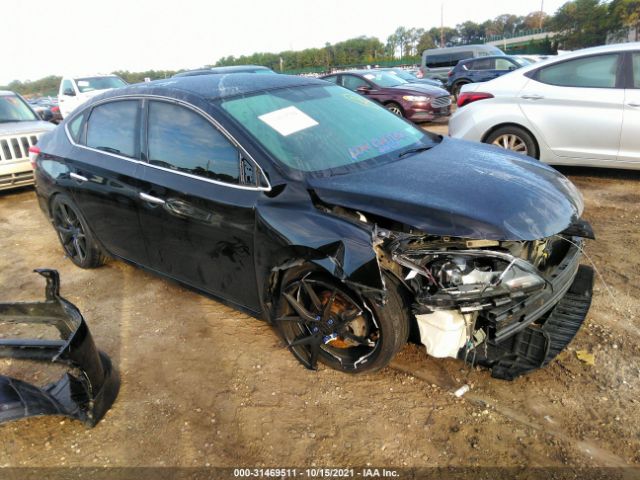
[{"left": 1, "top": 122, "right": 640, "bottom": 472}]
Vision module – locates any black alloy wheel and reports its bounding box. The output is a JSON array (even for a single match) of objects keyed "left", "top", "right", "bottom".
[
  {"left": 275, "top": 272, "right": 408, "bottom": 374},
  {"left": 51, "top": 194, "right": 105, "bottom": 269}
]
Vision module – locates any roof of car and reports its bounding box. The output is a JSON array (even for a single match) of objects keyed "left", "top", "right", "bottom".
[
  {"left": 460, "top": 55, "right": 517, "bottom": 62},
  {"left": 0, "top": 90, "right": 16, "bottom": 96},
  {"left": 119, "top": 73, "right": 328, "bottom": 100},
  {"left": 173, "top": 65, "right": 274, "bottom": 78}
]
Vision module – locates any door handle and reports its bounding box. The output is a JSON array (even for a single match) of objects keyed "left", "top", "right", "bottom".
[
  {"left": 628, "top": 102, "right": 640, "bottom": 107},
  {"left": 139, "top": 192, "right": 166, "bottom": 205},
  {"left": 70, "top": 172, "right": 88, "bottom": 182},
  {"left": 521, "top": 94, "right": 544, "bottom": 100}
]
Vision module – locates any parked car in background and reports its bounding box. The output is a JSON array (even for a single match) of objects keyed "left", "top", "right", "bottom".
[
  {"left": 449, "top": 43, "right": 640, "bottom": 169},
  {"left": 32, "top": 73, "right": 594, "bottom": 379},
  {"left": 173, "top": 65, "right": 276, "bottom": 77},
  {"left": 446, "top": 55, "right": 531, "bottom": 98},
  {"left": 420, "top": 44, "right": 504, "bottom": 82},
  {"left": 28, "top": 97, "right": 62, "bottom": 124},
  {"left": 375, "top": 68, "right": 444, "bottom": 88},
  {"left": 321, "top": 70, "right": 451, "bottom": 122},
  {"left": 58, "top": 75, "right": 127, "bottom": 118},
  {"left": 0, "top": 91, "right": 55, "bottom": 190}
]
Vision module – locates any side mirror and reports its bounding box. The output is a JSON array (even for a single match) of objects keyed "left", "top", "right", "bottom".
[
  {"left": 63, "top": 88, "right": 76, "bottom": 96},
  {"left": 508, "top": 66, "right": 517, "bottom": 71},
  {"left": 39, "top": 109, "right": 53, "bottom": 122},
  {"left": 356, "top": 86, "right": 371, "bottom": 94}
]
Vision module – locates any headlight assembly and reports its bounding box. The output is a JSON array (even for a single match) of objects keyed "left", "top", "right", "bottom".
[
  {"left": 402, "top": 95, "right": 430, "bottom": 102},
  {"left": 393, "top": 249, "right": 546, "bottom": 308}
]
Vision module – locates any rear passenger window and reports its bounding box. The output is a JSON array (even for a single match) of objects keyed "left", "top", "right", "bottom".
[
  {"left": 536, "top": 54, "right": 620, "bottom": 88},
  {"left": 633, "top": 53, "right": 640, "bottom": 89},
  {"left": 147, "top": 101, "right": 240, "bottom": 184},
  {"left": 86, "top": 101, "right": 139, "bottom": 158},
  {"left": 323, "top": 75, "right": 339, "bottom": 84},
  {"left": 472, "top": 58, "right": 493, "bottom": 70},
  {"left": 68, "top": 112, "right": 85, "bottom": 143}
]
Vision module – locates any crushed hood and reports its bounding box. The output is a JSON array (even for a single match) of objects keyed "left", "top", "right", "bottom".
[{"left": 307, "top": 138, "right": 584, "bottom": 241}]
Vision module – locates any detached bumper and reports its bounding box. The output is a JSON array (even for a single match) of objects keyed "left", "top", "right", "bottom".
[
  {"left": 468, "top": 264, "right": 594, "bottom": 380},
  {"left": 0, "top": 269, "right": 119, "bottom": 426}
]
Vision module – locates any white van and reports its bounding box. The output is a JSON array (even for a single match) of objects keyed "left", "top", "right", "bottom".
[
  {"left": 420, "top": 45, "right": 505, "bottom": 82},
  {"left": 58, "top": 75, "right": 127, "bottom": 118}
]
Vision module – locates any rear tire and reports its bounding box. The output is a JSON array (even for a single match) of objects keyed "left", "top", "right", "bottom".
[
  {"left": 50, "top": 194, "right": 106, "bottom": 269},
  {"left": 274, "top": 268, "right": 409, "bottom": 374},
  {"left": 485, "top": 126, "right": 539, "bottom": 159}
]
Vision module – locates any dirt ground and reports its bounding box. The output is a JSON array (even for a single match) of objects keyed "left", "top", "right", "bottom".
[{"left": 1, "top": 122, "right": 639, "bottom": 476}]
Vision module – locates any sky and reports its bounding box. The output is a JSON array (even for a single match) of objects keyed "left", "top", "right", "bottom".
[{"left": 2, "top": 0, "right": 568, "bottom": 85}]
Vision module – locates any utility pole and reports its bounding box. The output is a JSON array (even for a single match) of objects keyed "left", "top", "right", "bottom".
[
  {"left": 539, "top": 0, "right": 544, "bottom": 29},
  {"left": 440, "top": 3, "right": 445, "bottom": 48}
]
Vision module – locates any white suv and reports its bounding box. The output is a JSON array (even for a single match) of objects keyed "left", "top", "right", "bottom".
[
  {"left": 0, "top": 91, "right": 55, "bottom": 190},
  {"left": 58, "top": 75, "right": 127, "bottom": 118}
]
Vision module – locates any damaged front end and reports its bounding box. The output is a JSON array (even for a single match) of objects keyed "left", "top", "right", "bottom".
[
  {"left": 378, "top": 226, "right": 595, "bottom": 380},
  {"left": 0, "top": 269, "right": 119, "bottom": 426}
]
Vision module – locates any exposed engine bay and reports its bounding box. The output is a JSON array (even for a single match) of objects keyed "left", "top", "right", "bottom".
[{"left": 378, "top": 229, "right": 594, "bottom": 379}]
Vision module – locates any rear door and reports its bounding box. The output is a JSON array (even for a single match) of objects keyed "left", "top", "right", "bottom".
[
  {"left": 58, "top": 79, "right": 80, "bottom": 118},
  {"left": 519, "top": 53, "right": 625, "bottom": 162},
  {"left": 618, "top": 51, "right": 640, "bottom": 163},
  {"left": 136, "top": 99, "right": 262, "bottom": 311},
  {"left": 65, "top": 99, "right": 148, "bottom": 264}
]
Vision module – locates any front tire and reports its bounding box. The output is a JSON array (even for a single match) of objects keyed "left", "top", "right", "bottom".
[
  {"left": 485, "top": 126, "right": 539, "bottom": 159},
  {"left": 385, "top": 102, "right": 404, "bottom": 117},
  {"left": 50, "top": 194, "right": 106, "bottom": 269},
  {"left": 274, "top": 270, "right": 409, "bottom": 374}
]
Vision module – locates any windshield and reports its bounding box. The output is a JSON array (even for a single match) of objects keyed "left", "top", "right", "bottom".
[
  {"left": 362, "top": 71, "right": 407, "bottom": 87},
  {"left": 388, "top": 70, "right": 415, "bottom": 81},
  {"left": 74, "top": 76, "right": 127, "bottom": 93},
  {"left": 220, "top": 85, "right": 435, "bottom": 175},
  {"left": 0, "top": 95, "right": 38, "bottom": 123}
]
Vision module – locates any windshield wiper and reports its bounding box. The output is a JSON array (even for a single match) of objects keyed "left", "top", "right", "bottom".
[{"left": 398, "top": 146, "right": 432, "bottom": 159}]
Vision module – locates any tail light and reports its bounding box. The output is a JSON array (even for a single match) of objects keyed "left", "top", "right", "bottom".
[
  {"left": 29, "top": 146, "right": 40, "bottom": 169},
  {"left": 448, "top": 70, "right": 454, "bottom": 77},
  {"left": 457, "top": 92, "right": 494, "bottom": 108},
  {"left": 51, "top": 106, "right": 60, "bottom": 113},
  {"left": 416, "top": 70, "right": 424, "bottom": 79}
]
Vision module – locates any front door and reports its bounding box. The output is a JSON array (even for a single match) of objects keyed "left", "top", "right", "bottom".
[
  {"left": 618, "top": 51, "right": 640, "bottom": 164},
  {"left": 136, "top": 99, "right": 261, "bottom": 311},
  {"left": 519, "top": 52, "right": 625, "bottom": 162}
]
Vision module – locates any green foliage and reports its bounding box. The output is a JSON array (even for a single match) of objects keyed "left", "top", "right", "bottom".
[{"left": 549, "top": 0, "right": 610, "bottom": 49}]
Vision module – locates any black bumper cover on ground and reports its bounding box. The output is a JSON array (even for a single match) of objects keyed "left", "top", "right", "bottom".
[
  {"left": 470, "top": 264, "right": 595, "bottom": 380},
  {"left": 0, "top": 269, "right": 119, "bottom": 426}
]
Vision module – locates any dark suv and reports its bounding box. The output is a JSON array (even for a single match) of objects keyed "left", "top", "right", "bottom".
[
  {"left": 321, "top": 70, "right": 450, "bottom": 122},
  {"left": 447, "top": 55, "right": 531, "bottom": 97}
]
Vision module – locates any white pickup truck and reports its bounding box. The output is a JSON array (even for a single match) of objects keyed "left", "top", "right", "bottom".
[
  {"left": 57, "top": 75, "right": 127, "bottom": 118},
  {"left": 0, "top": 91, "right": 55, "bottom": 190}
]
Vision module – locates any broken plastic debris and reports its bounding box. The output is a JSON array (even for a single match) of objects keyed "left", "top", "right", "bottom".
[
  {"left": 576, "top": 350, "right": 595, "bottom": 366},
  {"left": 453, "top": 385, "right": 470, "bottom": 397}
]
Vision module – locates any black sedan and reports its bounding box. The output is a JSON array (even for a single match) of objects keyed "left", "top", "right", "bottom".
[{"left": 32, "top": 74, "right": 594, "bottom": 379}]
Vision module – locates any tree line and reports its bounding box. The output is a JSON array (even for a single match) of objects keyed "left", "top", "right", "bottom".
[{"left": 4, "top": 0, "right": 638, "bottom": 97}]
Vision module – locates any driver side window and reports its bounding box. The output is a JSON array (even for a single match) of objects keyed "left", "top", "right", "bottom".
[{"left": 341, "top": 75, "right": 369, "bottom": 91}]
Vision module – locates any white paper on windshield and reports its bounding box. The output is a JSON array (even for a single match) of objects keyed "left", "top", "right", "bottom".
[
  {"left": 258, "top": 106, "right": 318, "bottom": 136},
  {"left": 77, "top": 80, "right": 90, "bottom": 87}
]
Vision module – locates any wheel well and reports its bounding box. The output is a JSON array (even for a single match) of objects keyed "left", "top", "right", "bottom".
[
  {"left": 481, "top": 122, "right": 540, "bottom": 158},
  {"left": 384, "top": 100, "right": 403, "bottom": 109}
]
